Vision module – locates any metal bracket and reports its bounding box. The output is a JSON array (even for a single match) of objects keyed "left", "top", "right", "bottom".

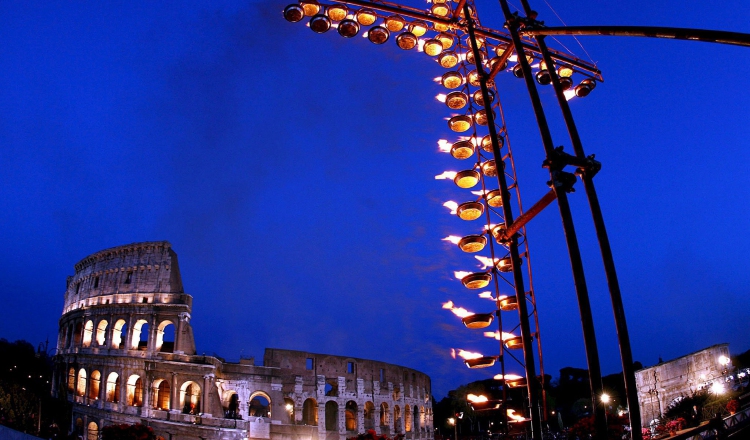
[
  {"left": 543, "top": 146, "right": 601, "bottom": 177},
  {"left": 547, "top": 170, "right": 577, "bottom": 193}
]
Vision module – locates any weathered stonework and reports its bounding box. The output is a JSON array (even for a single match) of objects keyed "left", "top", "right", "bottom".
[
  {"left": 635, "top": 344, "right": 731, "bottom": 426},
  {"left": 54, "top": 242, "right": 433, "bottom": 440}
]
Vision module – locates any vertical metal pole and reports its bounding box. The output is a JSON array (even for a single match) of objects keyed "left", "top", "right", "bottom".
[
  {"left": 494, "top": 1, "right": 607, "bottom": 439},
  {"left": 463, "top": 6, "right": 543, "bottom": 440},
  {"left": 528, "top": 17, "right": 643, "bottom": 440}
]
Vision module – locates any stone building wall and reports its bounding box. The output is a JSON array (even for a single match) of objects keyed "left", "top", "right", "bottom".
[
  {"left": 635, "top": 344, "right": 731, "bottom": 426},
  {"left": 54, "top": 242, "right": 433, "bottom": 440}
]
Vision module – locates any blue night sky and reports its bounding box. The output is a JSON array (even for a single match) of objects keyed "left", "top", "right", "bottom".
[{"left": 1, "top": 1, "right": 749, "bottom": 398}]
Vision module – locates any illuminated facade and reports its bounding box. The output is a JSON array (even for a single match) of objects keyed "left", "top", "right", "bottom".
[
  {"left": 635, "top": 344, "right": 732, "bottom": 426},
  {"left": 53, "top": 242, "right": 433, "bottom": 440}
]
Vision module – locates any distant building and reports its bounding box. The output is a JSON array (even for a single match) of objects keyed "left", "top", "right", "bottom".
[
  {"left": 53, "top": 242, "right": 433, "bottom": 440},
  {"left": 635, "top": 344, "right": 732, "bottom": 426}
]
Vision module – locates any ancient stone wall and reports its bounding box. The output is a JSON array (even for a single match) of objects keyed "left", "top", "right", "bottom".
[{"left": 55, "top": 242, "right": 433, "bottom": 440}]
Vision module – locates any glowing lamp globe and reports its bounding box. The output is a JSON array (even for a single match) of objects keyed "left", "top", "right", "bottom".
[
  {"left": 396, "top": 32, "right": 417, "bottom": 50},
  {"left": 337, "top": 19, "right": 360, "bottom": 38},
  {"left": 454, "top": 170, "right": 479, "bottom": 189},
  {"left": 448, "top": 115, "right": 472, "bottom": 133},
  {"left": 445, "top": 91, "right": 468, "bottom": 110},
  {"left": 367, "top": 26, "right": 390, "bottom": 45},
  {"left": 456, "top": 201, "right": 484, "bottom": 220},
  {"left": 458, "top": 235, "right": 486, "bottom": 253},
  {"left": 450, "top": 140, "right": 474, "bottom": 159}
]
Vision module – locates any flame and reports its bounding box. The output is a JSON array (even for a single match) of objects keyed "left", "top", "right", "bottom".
[
  {"left": 434, "top": 76, "right": 442, "bottom": 83},
  {"left": 471, "top": 189, "right": 489, "bottom": 197},
  {"left": 475, "top": 255, "right": 496, "bottom": 270},
  {"left": 435, "top": 94, "right": 447, "bottom": 103},
  {"left": 435, "top": 171, "right": 457, "bottom": 180},
  {"left": 459, "top": 52, "right": 467, "bottom": 62},
  {"left": 483, "top": 331, "right": 517, "bottom": 341},
  {"left": 466, "top": 394, "right": 488, "bottom": 403},
  {"left": 437, "top": 139, "right": 451, "bottom": 153},
  {"left": 417, "top": 39, "right": 426, "bottom": 52},
  {"left": 443, "top": 201, "right": 458, "bottom": 214},
  {"left": 493, "top": 373, "right": 523, "bottom": 381},
  {"left": 442, "top": 301, "right": 473, "bottom": 318},
  {"left": 443, "top": 236, "right": 461, "bottom": 245},
  {"left": 454, "top": 349, "right": 484, "bottom": 360},
  {"left": 507, "top": 409, "right": 527, "bottom": 422},
  {"left": 362, "top": 31, "right": 368, "bottom": 38},
  {"left": 478, "top": 291, "right": 495, "bottom": 300},
  {"left": 508, "top": 55, "right": 518, "bottom": 62},
  {"left": 564, "top": 89, "right": 576, "bottom": 101},
  {"left": 454, "top": 271, "right": 471, "bottom": 280}
]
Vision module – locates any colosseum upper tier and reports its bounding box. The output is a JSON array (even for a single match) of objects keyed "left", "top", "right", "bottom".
[{"left": 53, "top": 242, "right": 433, "bottom": 440}]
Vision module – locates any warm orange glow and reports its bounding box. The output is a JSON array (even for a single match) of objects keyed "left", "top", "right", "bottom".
[
  {"left": 494, "top": 374, "right": 523, "bottom": 381},
  {"left": 478, "top": 291, "right": 495, "bottom": 300},
  {"left": 442, "top": 301, "right": 473, "bottom": 318},
  {"left": 564, "top": 89, "right": 576, "bottom": 101},
  {"left": 475, "top": 256, "right": 496, "bottom": 270},
  {"left": 442, "top": 235, "right": 461, "bottom": 245},
  {"left": 483, "top": 331, "right": 517, "bottom": 341},
  {"left": 437, "top": 139, "right": 451, "bottom": 153},
  {"left": 443, "top": 201, "right": 458, "bottom": 214},
  {"left": 435, "top": 93, "right": 447, "bottom": 103},
  {"left": 453, "top": 349, "right": 484, "bottom": 360},
  {"left": 435, "top": 171, "right": 457, "bottom": 180},
  {"left": 507, "top": 409, "right": 527, "bottom": 422},
  {"left": 466, "top": 394, "right": 488, "bottom": 403}
]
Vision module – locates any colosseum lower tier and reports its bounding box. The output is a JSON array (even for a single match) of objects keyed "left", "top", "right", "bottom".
[{"left": 53, "top": 242, "right": 434, "bottom": 440}]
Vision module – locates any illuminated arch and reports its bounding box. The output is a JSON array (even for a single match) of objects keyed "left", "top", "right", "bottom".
[
  {"left": 82, "top": 320, "right": 94, "bottom": 347},
  {"left": 152, "top": 378, "right": 171, "bottom": 410},
  {"left": 131, "top": 319, "right": 149, "bottom": 350},
  {"left": 88, "top": 370, "right": 101, "bottom": 400},
  {"left": 112, "top": 319, "right": 127, "bottom": 349},
  {"left": 95, "top": 320, "right": 108, "bottom": 346},
  {"left": 106, "top": 372, "right": 120, "bottom": 402},
  {"left": 345, "top": 400, "right": 358, "bottom": 431},
  {"left": 303, "top": 398, "right": 318, "bottom": 425},
  {"left": 67, "top": 367, "right": 75, "bottom": 393},
  {"left": 86, "top": 421, "right": 98, "bottom": 440},
  {"left": 249, "top": 391, "right": 271, "bottom": 418},
  {"left": 364, "top": 401, "right": 375, "bottom": 430},
  {"left": 76, "top": 368, "right": 87, "bottom": 396},
  {"left": 180, "top": 381, "right": 201, "bottom": 414},
  {"left": 156, "top": 320, "right": 175, "bottom": 353},
  {"left": 380, "top": 402, "right": 389, "bottom": 426},
  {"left": 404, "top": 405, "right": 411, "bottom": 432},
  {"left": 127, "top": 374, "right": 143, "bottom": 406}
]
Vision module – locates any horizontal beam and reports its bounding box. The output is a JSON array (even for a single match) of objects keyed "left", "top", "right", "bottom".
[{"left": 522, "top": 25, "right": 750, "bottom": 48}]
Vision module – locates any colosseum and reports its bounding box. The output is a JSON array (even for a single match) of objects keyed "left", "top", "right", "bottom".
[{"left": 52, "top": 242, "right": 434, "bottom": 440}]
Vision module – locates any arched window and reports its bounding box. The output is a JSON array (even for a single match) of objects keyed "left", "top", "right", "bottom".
[
  {"left": 325, "top": 401, "right": 339, "bottom": 431},
  {"left": 345, "top": 401, "right": 357, "bottom": 431},
  {"left": 303, "top": 398, "right": 318, "bottom": 425},
  {"left": 283, "top": 397, "right": 295, "bottom": 423},
  {"left": 249, "top": 392, "right": 271, "bottom": 418},
  {"left": 364, "top": 401, "right": 375, "bottom": 430},
  {"left": 180, "top": 381, "right": 201, "bottom": 414},
  {"left": 76, "top": 368, "right": 87, "bottom": 397},
  {"left": 225, "top": 393, "right": 241, "bottom": 419},
  {"left": 82, "top": 321, "right": 94, "bottom": 348},
  {"left": 156, "top": 320, "right": 175, "bottom": 353},
  {"left": 414, "top": 405, "right": 420, "bottom": 432},
  {"left": 96, "top": 320, "right": 108, "bottom": 346},
  {"left": 127, "top": 375, "right": 143, "bottom": 406},
  {"left": 106, "top": 372, "right": 120, "bottom": 402},
  {"left": 67, "top": 367, "right": 75, "bottom": 393},
  {"left": 394, "top": 405, "right": 402, "bottom": 432},
  {"left": 112, "top": 319, "right": 128, "bottom": 349},
  {"left": 73, "top": 322, "right": 83, "bottom": 347},
  {"left": 152, "top": 379, "right": 171, "bottom": 410},
  {"left": 132, "top": 319, "right": 149, "bottom": 351},
  {"left": 405, "top": 405, "right": 411, "bottom": 432},
  {"left": 89, "top": 370, "right": 101, "bottom": 400},
  {"left": 87, "top": 422, "right": 98, "bottom": 440},
  {"left": 380, "top": 402, "right": 389, "bottom": 427}
]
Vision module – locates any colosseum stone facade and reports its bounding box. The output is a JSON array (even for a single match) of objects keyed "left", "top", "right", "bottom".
[{"left": 53, "top": 242, "right": 434, "bottom": 440}]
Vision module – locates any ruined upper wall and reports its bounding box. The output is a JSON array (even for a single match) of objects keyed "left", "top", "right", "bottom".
[{"left": 63, "top": 242, "right": 186, "bottom": 310}]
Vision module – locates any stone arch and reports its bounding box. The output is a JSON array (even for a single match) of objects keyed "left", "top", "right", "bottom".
[
  {"left": 127, "top": 374, "right": 143, "bottom": 406},
  {"left": 223, "top": 391, "right": 240, "bottom": 419},
  {"left": 303, "top": 398, "right": 318, "bottom": 425},
  {"left": 112, "top": 319, "right": 127, "bottom": 349},
  {"left": 76, "top": 368, "right": 87, "bottom": 397},
  {"left": 394, "top": 405, "right": 402, "bottom": 432},
  {"left": 345, "top": 400, "right": 357, "bottom": 431},
  {"left": 152, "top": 378, "right": 171, "bottom": 410},
  {"left": 405, "top": 405, "right": 411, "bottom": 432},
  {"left": 283, "top": 397, "right": 295, "bottom": 423},
  {"left": 87, "top": 421, "right": 98, "bottom": 440},
  {"left": 131, "top": 319, "right": 149, "bottom": 350},
  {"left": 106, "top": 372, "right": 120, "bottom": 402},
  {"left": 364, "top": 401, "right": 375, "bottom": 430},
  {"left": 380, "top": 402, "right": 389, "bottom": 427},
  {"left": 249, "top": 391, "right": 271, "bottom": 418},
  {"left": 82, "top": 320, "right": 94, "bottom": 347},
  {"left": 89, "top": 370, "right": 101, "bottom": 400},
  {"left": 95, "top": 320, "right": 108, "bottom": 346},
  {"left": 156, "top": 320, "right": 175, "bottom": 353},
  {"left": 325, "top": 401, "right": 339, "bottom": 431},
  {"left": 418, "top": 406, "right": 424, "bottom": 431},
  {"left": 67, "top": 367, "right": 75, "bottom": 393},
  {"left": 180, "top": 381, "right": 201, "bottom": 414},
  {"left": 73, "top": 322, "right": 83, "bottom": 347}
]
